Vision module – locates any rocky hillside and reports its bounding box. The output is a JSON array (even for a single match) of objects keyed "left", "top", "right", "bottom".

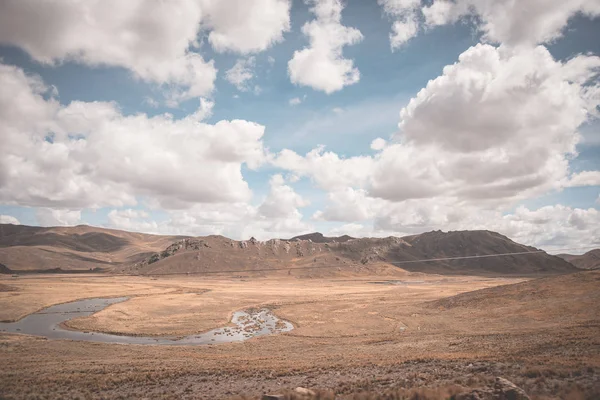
[
  {"left": 0, "top": 224, "right": 187, "bottom": 271},
  {"left": 124, "top": 230, "right": 578, "bottom": 277},
  {"left": 0, "top": 224, "right": 579, "bottom": 276},
  {"left": 557, "top": 249, "right": 600, "bottom": 270}
]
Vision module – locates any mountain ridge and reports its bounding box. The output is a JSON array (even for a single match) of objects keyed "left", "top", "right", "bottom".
[
  {"left": 0, "top": 224, "right": 579, "bottom": 276},
  {"left": 557, "top": 249, "right": 600, "bottom": 270}
]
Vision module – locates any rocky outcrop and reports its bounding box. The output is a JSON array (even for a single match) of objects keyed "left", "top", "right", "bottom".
[
  {"left": 453, "top": 377, "right": 530, "bottom": 400},
  {"left": 145, "top": 239, "right": 209, "bottom": 265}
]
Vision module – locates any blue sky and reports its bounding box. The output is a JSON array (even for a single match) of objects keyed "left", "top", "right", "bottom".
[{"left": 0, "top": 0, "right": 599, "bottom": 252}]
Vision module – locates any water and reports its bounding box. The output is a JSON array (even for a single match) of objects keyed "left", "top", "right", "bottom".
[{"left": 0, "top": 297, "right": 293, "bottom": 345}]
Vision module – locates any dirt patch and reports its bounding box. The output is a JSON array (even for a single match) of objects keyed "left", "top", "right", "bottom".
[{"left": 0, "top": 283, "right": 17, "bottom": 292}]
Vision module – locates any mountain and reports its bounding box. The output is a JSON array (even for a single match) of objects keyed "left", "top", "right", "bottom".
[
  {"left": 288, "top": 232, "right": 354, "bottom": 243},
  {"left": 0, "top": 224, "right": 578, "bottom": 276},
  {"left": 0, "top": 224, "right": 187, "bottom": 271},
  {"left": 124, "top": 229, "right": 578, "bottom": 277},
  {"left": 557, "top": 249, "right": 600, "bottom": 270}
]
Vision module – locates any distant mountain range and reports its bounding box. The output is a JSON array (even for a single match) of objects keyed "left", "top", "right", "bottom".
[
  {"left": 0, "top": 224, "right": 580, "bottom": 277},
  {"left": 557, "top": 249, "right": 600, "bottom": 270}
]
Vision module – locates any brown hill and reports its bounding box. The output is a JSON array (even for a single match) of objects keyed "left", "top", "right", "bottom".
[
  {"left": 420, "top": 269, "right": 600, "bottom": 347},
  {"left": 0, "top": 224, "right": 187, "bottom": 271},
  {"left": 557, "top": 249, "right": 600, "bottom": 270},
  {"left": 125, "top": 229, "right": 578, "bottom": 277},
  {"left": 0, "top": 224, "right": 579, "bottom": 276},
  {"left": 429, "top": 269, "right": 600, "bottom": 322}
]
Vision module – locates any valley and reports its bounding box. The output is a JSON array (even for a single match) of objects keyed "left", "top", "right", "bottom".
[{"left": 0, "top": 224, "right": 598, "bottom": 399}]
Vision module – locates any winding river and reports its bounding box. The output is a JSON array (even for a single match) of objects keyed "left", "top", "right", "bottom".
[{"left": 0, "top": 297, "right": 293, "bottom": 345}]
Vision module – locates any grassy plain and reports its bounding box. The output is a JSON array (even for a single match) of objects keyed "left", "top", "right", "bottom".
[{"left": 0, "top": 271, "right": 598, "bottom": 399}]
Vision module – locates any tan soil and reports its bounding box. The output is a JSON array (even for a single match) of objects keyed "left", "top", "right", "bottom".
[{"left": 0, "top": 271, "right": 598, "bottom": 399}]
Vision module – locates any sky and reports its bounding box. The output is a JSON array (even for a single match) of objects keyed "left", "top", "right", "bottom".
[{"left": 0, "top": 0, "right": 599, "bottom": 253}]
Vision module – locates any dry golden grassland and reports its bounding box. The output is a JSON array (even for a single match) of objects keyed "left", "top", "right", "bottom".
[{"left": 0, "top": 271, "right": 598, "bottom": 399}]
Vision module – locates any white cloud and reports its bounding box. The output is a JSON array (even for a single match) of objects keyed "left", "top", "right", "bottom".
[
  {"left": 422, "top": 0, "right": 600, "bottom": 47},
  {"left": 0, "top": 0, "right": 293, "bottom": 101},
  {"left": 0, "top": 215, "right": 20, "bottom": 225},
  {"left": 378, "top": 0, "right": 421, "bottom": 49},
  {"left": 143, "top": 97, "right": 160, "bottom": 108},
  {"left": 313, "top": 188, "right": 380, "bottom": 222},
  {"left": 225, "top": 57, "right": 256, "bottom": 91},
  {"left": 107, "top": 209, "right": 158, "bottom": 232},
  {"left": 289, "top": 95, "right": 307, "bottom": 106},
  {"left": 133, "top": 175, "right": 312, "bottom": 240},
  {"left": 288, "top": 0, "right": 363, "bottom": 93},
  {"left": 327, "top": 222, "right": 371, "bottom": 238},
  {"left": 565, "top": 171, "right": 600, "bottom": 187},
  {"left": 272, "top": 146, "right": 375, "bottom": 191},
  {"left": 370, "top": 44, "right": 600, "bottom": 203},
  {"left": 276, "top": 44, "right": 600, "bottom": 246},
  {"left": 258, "top": 174, "right": 310, "bottom": 219},
  {"left": 36, "top": 208, "right": 81, "bottom": 227},
  {"left": 0, "top": 63, "right": 267, "bottom": 210},
  {"left": 0, "top": 0, "right": 216, "bottom": 101},
  {"left": 370, "top": 138, "right": 387, "bottom": 151},
  {"left": 200, "top": 0, "right": 291, "bottom": 53}
]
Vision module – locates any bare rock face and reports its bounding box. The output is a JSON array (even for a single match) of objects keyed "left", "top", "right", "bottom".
[
  {"left": 141, "top": 238, "right": 210, "bottom": 266},
  {"left": 493, "top": 377, "right": 530, "bottom": 400},
  {"left": 294, "top": 387, "right": 316, "bottom": 396}
]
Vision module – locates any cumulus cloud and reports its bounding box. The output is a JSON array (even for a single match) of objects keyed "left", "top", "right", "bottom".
[
  {"left": 0, "top": 215, "right": 20, "bottom": 225},
  {"left": 565, "top": 171, "right": 600, "bottom": 187},
  {"left": 313, "top": 188, "right": 381, "bottom": 222},
  {"left": 272, "top": 146, "right": 374, "bottom": 191},
  {"left": 372, "top": 44, "right": 600, "bottom": 203},
  {"left": 0, "top": 0, "right": 292, "bottom": 100},
  {"left": 107, "top": 209, "right": 158, "bottom": 232},
  {"left": 36, "top": 208, "right": 81, "bottom": 227},
  {"left": 200, "top": 0, "right": 291, "bottom": 53},
  {"left": 422, "top": 0, "right": 600, "bottom": 47},
  {"left": 258, "top": 174, "right": 310, "bottom": 219},
  {"left": 370, "top": 138, "right": 387, "bottom": 151},
  {"left": 0, "top": 0, "right": 216, "bottom": 101},
  {"left": 279, "top": 44, "right": 600, "bottom": 248},
  {"left": 378, "top": 0, "right": 421, "bottom": 49},
  {"left": 288, "top": 0, "right": 363, "bottom": 93},
  {"left": 0, "top": 63, "right": 267, "bottom": 210},
  {"left": 225, "top": 57, "right": 256, "bottom": 91},
  {"left": 128, "top": 175, "right": 312, "bottom": 240}
]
